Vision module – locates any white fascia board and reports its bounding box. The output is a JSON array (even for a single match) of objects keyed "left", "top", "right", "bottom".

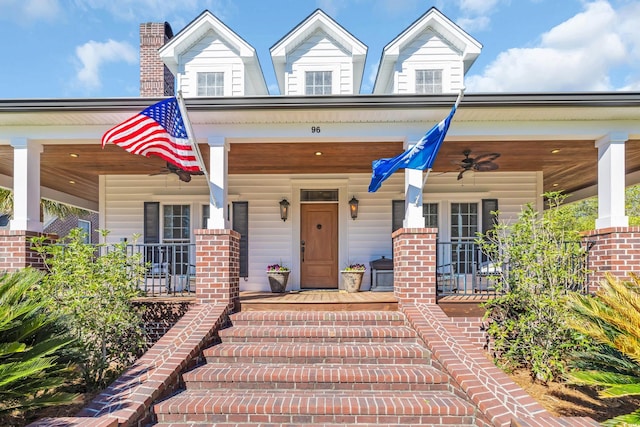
[
  {"left": 271, "top": 10, "right": 366, "bottom": 59},
  {"left": 159, "top": 12, "right": 257, "bottom": 74}
]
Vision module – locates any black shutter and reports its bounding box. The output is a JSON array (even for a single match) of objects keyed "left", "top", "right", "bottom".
[
  {"left": 143, "top": 202, "right": 160, "bottom": 243},
  {"left": 233, "top": 201, "right": 249, "bottom": 278},
  {"left": 392, "top": 200, "right": 404, "bottom": 233},
  {"left": 481, "top": 199, "right": 499, "bottom": 235}
]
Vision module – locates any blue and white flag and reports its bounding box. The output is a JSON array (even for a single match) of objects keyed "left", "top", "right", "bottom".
[{"left": 368, "top": 95, "right": 461, "bottom": 192}]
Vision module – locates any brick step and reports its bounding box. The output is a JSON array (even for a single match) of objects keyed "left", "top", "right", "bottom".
[
  {"left": 218, "top": 325, "right": 419, "bottom": 343},
  {"left": 230, "top": 310, "right": 406, "bottom": 326},
  {"left": 204, "top": 342, "right": 429, "bottom": 364},
  {"left": 182, "top": 363, "right": 448, "bottom": 391},
  {"left": 154, "top": 390, "right": 475, "bottom": 425}
]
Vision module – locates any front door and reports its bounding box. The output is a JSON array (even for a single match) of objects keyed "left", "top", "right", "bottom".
[{"left": 300, "top": 203, "right": 338, "bottom": 289}]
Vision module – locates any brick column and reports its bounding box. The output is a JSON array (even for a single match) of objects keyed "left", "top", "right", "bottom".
[
  {"left": 392, "top": 228, "right": 438, "bottom": 306},
  {"left": 582, "top": 227, "right": 640, "bottom": 293},
  {"left": 0, "top": 230, "right": 52, "bottom": 271},
  {"left": 195, "top": 229, "right": 240, "bottom": 310}
]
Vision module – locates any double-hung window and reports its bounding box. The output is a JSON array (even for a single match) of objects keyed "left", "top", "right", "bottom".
[
  {"left": 305, "top": 71, "right": 332, "bottom": 95},
  {"left": 416, "top": 69, "right": 442, "bottom": 94},
  {"left": 197, "top": 72, "right": 224, "bottom": 96}
]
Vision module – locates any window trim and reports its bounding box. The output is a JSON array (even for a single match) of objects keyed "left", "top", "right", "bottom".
[
  {"left": 305, "top": 70, "right": 333, "bottom": 95},
  {"left": 188, "top": 64, "right": 233, "bottom": 96},
  {"left": 415, "top": 69, "right": 443, "bottom": 94},
  {"left": 406, "top": 62, "right": 451, "bottom": 94},
  {"left": 197, "top": 71, "right": 224, "bottom": 96},
  {"left": 292, "top": 63, "right": 340, "bottom": 95}
]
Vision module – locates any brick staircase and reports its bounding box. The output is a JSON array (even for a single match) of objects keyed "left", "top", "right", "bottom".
[{"left": 152, "top": 311, "right": 477, "bottom": 426}]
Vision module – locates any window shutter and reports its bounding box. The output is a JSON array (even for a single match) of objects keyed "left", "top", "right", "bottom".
[
  {"left": 392, "top": 200, "right": 404, "bottom": 233},
  {"left": 233, "top": 201, "right": 249, "bottom": 278},
  {"left": 481, "top": 199, "right": 499, "bottom": 235},
  {"left": 143, "top": 202, "right": 160, "bottom": 243}
]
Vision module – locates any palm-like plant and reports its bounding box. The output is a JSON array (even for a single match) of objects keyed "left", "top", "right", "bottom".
[
  {"left": 0, "top": 188, "right": 86, "bottom": 219},
  {"left": 0, "top": 269, "right": 78, "bottom": 414},
  {"left": 566, "top": 273, "right": 640, "bottom": 426}
]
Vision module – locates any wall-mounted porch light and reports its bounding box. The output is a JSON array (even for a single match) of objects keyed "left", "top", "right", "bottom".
[
  {"left": 279, "top": 199, "right": 290, "bottom": 222},
  {"left": 349, "top": 196, "right": 359, "bottom": 220}
]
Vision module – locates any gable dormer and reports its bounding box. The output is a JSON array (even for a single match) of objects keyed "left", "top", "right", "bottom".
[
  {"left": 159, "top": 10, "right": 267, "bottom": 97},
  {"left": 373, "top": 8, "right": 481, "bottom": 95},
  {"left": 270, "top": 9, "right": 367, "bottom": 95}
]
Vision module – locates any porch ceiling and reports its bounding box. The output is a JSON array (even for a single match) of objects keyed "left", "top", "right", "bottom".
[{"left": 1, "top": 139, "right": 640, "bottom": 205}]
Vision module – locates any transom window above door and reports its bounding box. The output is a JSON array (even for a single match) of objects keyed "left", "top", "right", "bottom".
[
  {"left": 305, "top": 71, "right": 332, "bottom": 95},
  {"left": 197, "top": 72, "right": 224, "bottom": 96},
  {"left": 416, "top": 69, "right": 442, "bottom": 94}
]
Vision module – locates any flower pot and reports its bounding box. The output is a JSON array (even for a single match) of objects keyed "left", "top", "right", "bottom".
[
  {"left": 267, "top": 271, "right": 290, "bottom": 293},
  {"left": 341, "top": 270, "right": 364, "bottom": 293}
]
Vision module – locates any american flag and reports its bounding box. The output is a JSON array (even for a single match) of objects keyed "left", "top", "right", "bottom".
[{"left": 101, "top": 97, "right": 201, "bottom": 172}]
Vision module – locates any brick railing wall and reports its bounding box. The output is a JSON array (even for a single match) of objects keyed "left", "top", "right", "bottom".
[
  {"left": 194, "top": 229, "right": 240, "bottom": 310},
  {"left": 582, "top": 227, "right": 640, "bottom": 293},
  {"left": 392, "top": 227, "right": 438, "bottom": 306},
  {"left": 0, "top": 230, "right": 54, "bottom": 271}
]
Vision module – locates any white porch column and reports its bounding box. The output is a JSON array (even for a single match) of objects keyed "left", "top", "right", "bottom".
[
  {"left": 403, "top": 140, "right": 425, "bottom": 228},
  {"left": 595, "top": 132, "right": 628, "bottom": 229},
  {"left": 207, "top": 136, "right": 229, "bottom": 229},
  {"left": 10, "top": 138, "right": 43, "bottom": 232}
]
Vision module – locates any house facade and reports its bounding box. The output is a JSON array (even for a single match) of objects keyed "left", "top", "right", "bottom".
[{"left": 0, "top": 8, "right": 639, "bottom": 294}]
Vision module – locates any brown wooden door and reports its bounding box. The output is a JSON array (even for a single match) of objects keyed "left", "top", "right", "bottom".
[{"left": 300, "top": 203, "right": 338, "bottom": 289}]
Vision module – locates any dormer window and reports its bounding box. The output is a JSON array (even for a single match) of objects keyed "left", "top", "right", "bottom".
[
  {"left": 197, "top": 72, "right": 224, "bottom": 96},
  {"left": 305, "top": 71, "right": 332, "bottom": 95},
  {"left": 416, "top": 69, "right": 442, "bottom": 94}
]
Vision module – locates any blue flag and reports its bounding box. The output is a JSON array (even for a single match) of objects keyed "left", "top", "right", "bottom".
[{"left": 368, "top": 102, "right": 458, "bottom": 192}]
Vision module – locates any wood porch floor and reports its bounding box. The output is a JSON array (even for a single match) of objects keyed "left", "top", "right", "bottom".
[
  {"left": 136, "top": 291, "right": 492, "bottom": 317},
  {"left": 238, "top": 290, "right": 492, "bottom": 316},
  {"left": 239, "top": 290, "right": 398, "bottom": 312}
]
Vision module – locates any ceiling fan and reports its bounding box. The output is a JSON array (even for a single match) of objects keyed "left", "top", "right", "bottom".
[
  {"left": 150, "top": 162, "right": 204, "bottom": 183},
  {"left": 454, "top": 150, "right": 500, "bottom": 180}
]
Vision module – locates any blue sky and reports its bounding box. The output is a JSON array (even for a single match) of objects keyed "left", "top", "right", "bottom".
[{"left": 0, "top": 0, "right": 639, "bottom": 98}]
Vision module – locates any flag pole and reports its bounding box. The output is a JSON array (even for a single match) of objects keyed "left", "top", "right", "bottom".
[
  {"left": 176, "top": 91, "right": 218, "bottom": 209},
  {"left": 414, "top": 89, "right": 465, "bottom": 205}
]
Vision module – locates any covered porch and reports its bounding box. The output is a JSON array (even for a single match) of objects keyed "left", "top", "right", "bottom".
[{"left": 1, "top": 94, "right": 639, "bottom": 295}]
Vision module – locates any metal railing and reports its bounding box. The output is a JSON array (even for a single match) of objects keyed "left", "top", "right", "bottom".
[
  {"left": 436, "top": 240, "right": 591, "bottom": 297},
  {"left": 126, "top": 242, "right": 197, "bottom": 296}
]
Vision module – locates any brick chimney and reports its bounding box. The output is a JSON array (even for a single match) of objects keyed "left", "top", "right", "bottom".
[{"left": 140, "top": 22, "right": 174, "bottom": 97}]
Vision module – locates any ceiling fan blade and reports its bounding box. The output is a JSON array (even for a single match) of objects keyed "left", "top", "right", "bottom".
[
  {"left": 474, "top": 161, "right": 499, "bottom": 172},
  {"left": 457, "top": 169, "right": 468, "bottom": 180},
  {"left": 473, "top": 153, "right": 501, "bottom": 163},
  {"left": 176, "top": 170, "right": 192, "bottom": 182},
  {"left": 149, "top": 169, "right": 170, "bottom": 176}
]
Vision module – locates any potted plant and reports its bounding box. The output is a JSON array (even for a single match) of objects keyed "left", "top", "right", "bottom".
[
  {"left": 341, "top": 263, "right": 366, "bottom": 293},
  {"left": 266, "top": 263, "right": 290, "bottom": 293}
]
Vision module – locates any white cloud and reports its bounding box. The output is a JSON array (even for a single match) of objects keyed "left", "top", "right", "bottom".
[
  {"left": 466, "top": 0, "right": 638, "bottom": 92},
  {"left": 0, "top": 0, "right": 61, "bottom": 23},
  {"left": 456, "top": 15, "right": 490, "bottom": 32},
  {"left": 456, "top": 0, "right": 500, "bottom": 15},
  {"left": 455, "top": 0, "right": 502, "bottom": 32},
  {"left": 74, "top": 39, "right": 137, "bottom": 90},
  {"left": 73, "top": 0, "right": 229, "bottom": 21}
]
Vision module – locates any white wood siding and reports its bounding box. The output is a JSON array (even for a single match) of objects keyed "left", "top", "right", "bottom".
[
  {"left": 285, "top": 31, "right": 354, "bottom": 95},
  {"left": 102, "top": 171, "right": 539, "bottom": 292},
  {"left": 395, "top": 29, "right": 464, "bottom": 94},
  {"left": 178, "top": 31, "right": 245, "bottom": 97}
]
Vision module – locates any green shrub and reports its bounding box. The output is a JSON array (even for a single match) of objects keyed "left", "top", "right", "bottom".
[
  {"left": 0, "top": 269, "right": 77, "bottom": 414},
  {"left": 479, "top": 192, "right": 592, "bottom": 382},
  {"left": 32, "top": 228, "right": 147, "bottom": 390}
]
